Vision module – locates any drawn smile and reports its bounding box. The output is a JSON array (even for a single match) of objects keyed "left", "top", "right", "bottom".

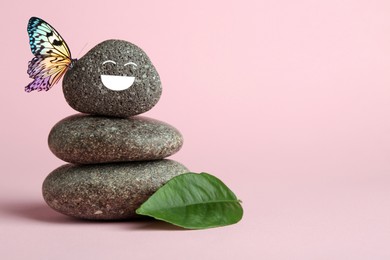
[{"left": 101, "top": 75, "right": 135, "bottom": 91}]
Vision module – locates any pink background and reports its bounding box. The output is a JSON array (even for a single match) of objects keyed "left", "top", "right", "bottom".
[{"left": 1, "top": 0, "right": 390, "bottom": 259}]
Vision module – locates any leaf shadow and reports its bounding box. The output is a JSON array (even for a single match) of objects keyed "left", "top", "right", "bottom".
[{"left": 129, "top": 217, "right": 187, "bottom": 231}]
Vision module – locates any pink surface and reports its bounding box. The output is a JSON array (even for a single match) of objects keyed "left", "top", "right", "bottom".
[{"left": 1, "top": 0, "right": 390, "bottom": 259}]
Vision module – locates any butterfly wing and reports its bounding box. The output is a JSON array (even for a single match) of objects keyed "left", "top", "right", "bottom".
[{"left": 25, "top": 17, "right": 73, "bottom": 92}]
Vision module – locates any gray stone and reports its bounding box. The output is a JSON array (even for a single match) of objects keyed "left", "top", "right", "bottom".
[
  {"left": 48, "top": 114, "right": 183, "bottom": 164},
  {"left": 42, "top": 160, "right": 189, "bottom": 220},
  {"left": 63, "top": 39, "right": 162, "bottom": 118}
]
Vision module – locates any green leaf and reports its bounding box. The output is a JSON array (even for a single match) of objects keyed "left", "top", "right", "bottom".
[{"left": 136, "top": 172, "right": 243, "bottom": 229}]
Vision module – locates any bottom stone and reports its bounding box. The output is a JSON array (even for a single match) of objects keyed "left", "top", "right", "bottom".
[{"left": 42, "top": 160, "right": 188, "bottom": 220}]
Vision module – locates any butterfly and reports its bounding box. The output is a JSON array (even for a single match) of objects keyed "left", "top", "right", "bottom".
[{"left": 25, "top": 17, "right": 76, "bottom": 92}]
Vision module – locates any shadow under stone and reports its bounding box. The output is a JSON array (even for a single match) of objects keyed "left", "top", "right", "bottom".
[
  {"left": 0, "top": 200, "right": 188, "bottom": 231},
  {"left": 0, "top": 200, "right": 80, "bottom": 224}
]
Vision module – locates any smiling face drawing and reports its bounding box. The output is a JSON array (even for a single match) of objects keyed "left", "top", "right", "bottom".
[
  {"left": 63, "top": 39, "right": 162, "bottom": 118},
  {"left": 100, "top": 60, "right": 138, "bottom": 91}
]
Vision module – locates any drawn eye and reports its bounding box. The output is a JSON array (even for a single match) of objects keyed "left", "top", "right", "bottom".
[
  {"left": 102, "top": 60, "right": 117, "bottom": 65},
  {"left": 124, "top": 61, "right": 137, "bottom": 67}
]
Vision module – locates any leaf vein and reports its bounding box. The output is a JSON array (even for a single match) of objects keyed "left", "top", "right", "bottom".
[{"left": 145, "top": 199, "right": 241, "bottom": 212}]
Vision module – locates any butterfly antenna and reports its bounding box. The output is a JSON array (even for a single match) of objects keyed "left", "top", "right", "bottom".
[{"left": 76, "top": 43, "right": 89, "bottom": 58}]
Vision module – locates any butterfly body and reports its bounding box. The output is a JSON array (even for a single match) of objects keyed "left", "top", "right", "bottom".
[{"left": 25, "top": 17, "right": 75, "bottom": 92}]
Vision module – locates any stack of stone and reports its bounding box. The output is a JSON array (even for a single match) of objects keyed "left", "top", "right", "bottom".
[{"left": 42, "top": 40, "right": 188, "bottom": 220}]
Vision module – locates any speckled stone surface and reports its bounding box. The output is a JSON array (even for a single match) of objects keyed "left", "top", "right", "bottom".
[
  {"left": 63, "top": 39, "right": 162, "bottom": 118},
  {"left": 48, "top": 114, "right": 183, "bottom": 164},
  {"left": 42, "top": 160, "right": 189, "bottom": 220}
]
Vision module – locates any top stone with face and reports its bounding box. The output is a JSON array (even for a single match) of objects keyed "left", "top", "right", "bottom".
[{"left": 63, "top": 40, "right": 162, "bottom": 118}]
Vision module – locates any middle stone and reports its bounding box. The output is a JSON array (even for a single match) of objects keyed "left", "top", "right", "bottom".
[{"left": 48, "top": 114, "right": 183, "bottom": 164}]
